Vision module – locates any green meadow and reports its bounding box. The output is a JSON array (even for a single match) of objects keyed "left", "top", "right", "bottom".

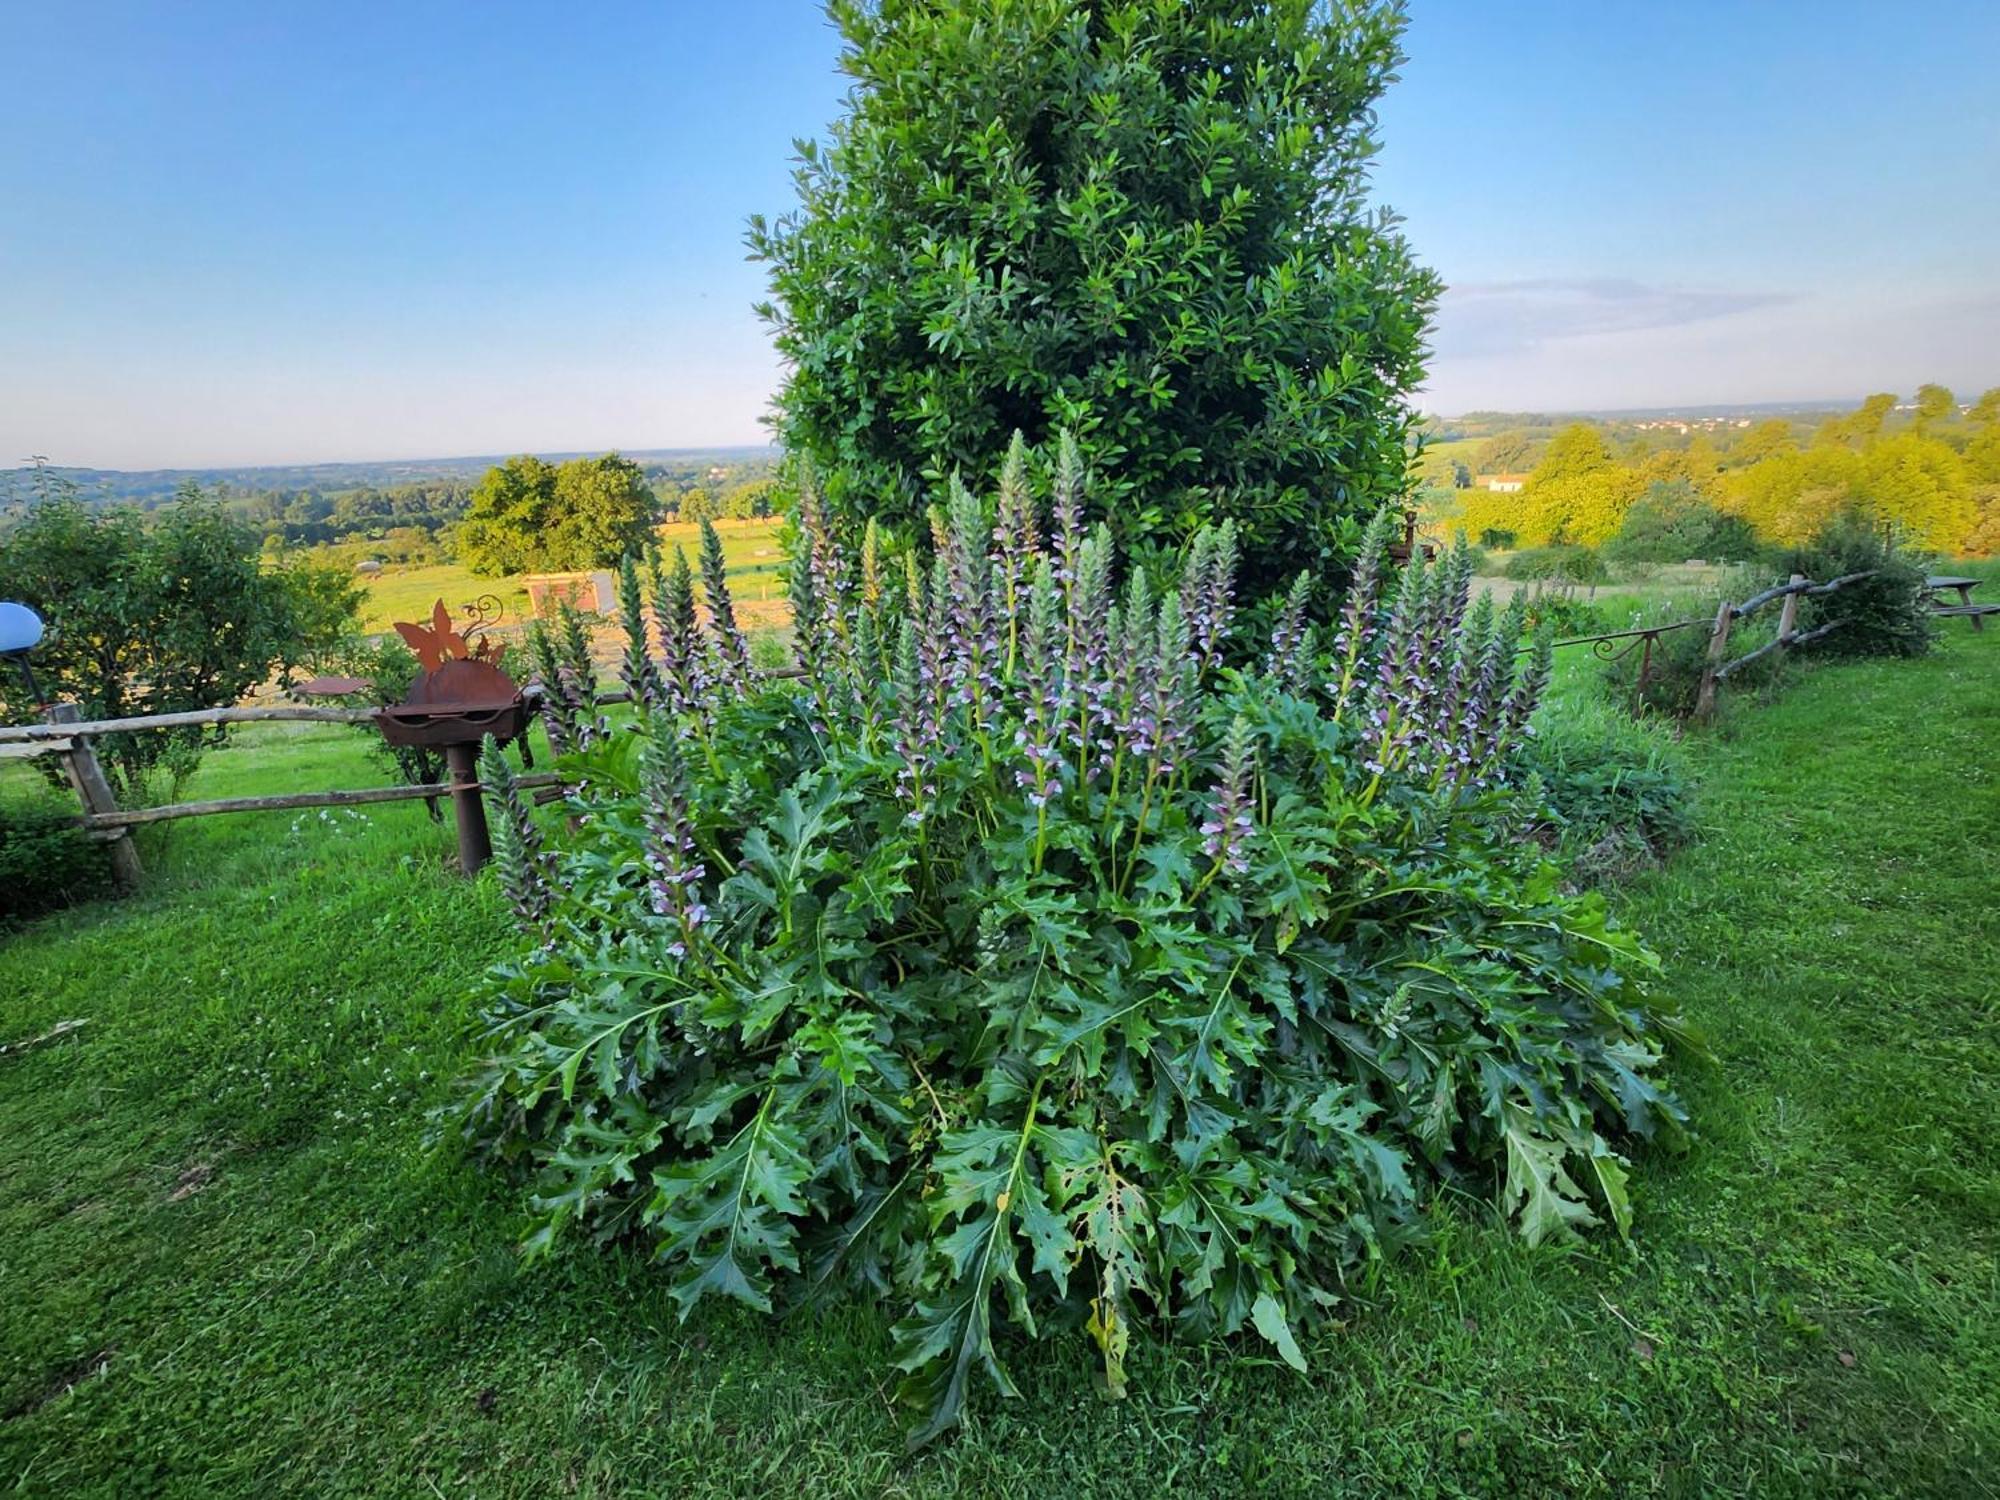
[{"left": 2, "top": 616, "right": 1993, "bottom": 1496}]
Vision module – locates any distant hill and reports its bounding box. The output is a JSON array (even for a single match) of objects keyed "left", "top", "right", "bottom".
[
  {"left": 1439, "top": 400, "right": 1858, "bottom": 427},
  {"left": 2, "top": 446, "right": 780, "bottom": 506}
]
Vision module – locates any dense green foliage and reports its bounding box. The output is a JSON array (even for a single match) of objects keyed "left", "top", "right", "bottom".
[
  {"left": 1447, "top": 387, "right": 2000, "bottom": 557},
  {"left": 454, "top": 454, "right": 662, "bottom": 576},
  {"left": 2, "top": 627, "right": 1993, "bottom": 1494},
  {"left": 1503, "top": 543, "right": 1607, "bottom": 586},
  {"left": 459, "top": 469, "right": 1686, "bottom": 1442},
  {"left": 0, "top": 794, "right": 112, "bottom": 920},
  {"left": 751, "top": 0, "right": 1439, "bottom": 600},
  {"left": 0, "top": 484, "right": 360, "bottom": 800},
  {"left": 1783, "top": 512, "right": 1937, "bottom": 659},
  {"left": 1601, "top": 589, "right": 1781, "bottom": 721},
  {"left": 1517, "top": 585, "right": 1608, "bottom": 639},
  {"left": 1601, "top": 480, "right": 1764, "bottom": 564},
  {"left": 1517, "top": 713, "right": 1695, "bottom": 876}
]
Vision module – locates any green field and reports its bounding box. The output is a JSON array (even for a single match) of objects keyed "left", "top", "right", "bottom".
[
  {"left": 352, "top": 517, "right": 787, "bottom": 633},
  {"left": 1, "top": 612, "right": 1994, "bottom": 1494}
]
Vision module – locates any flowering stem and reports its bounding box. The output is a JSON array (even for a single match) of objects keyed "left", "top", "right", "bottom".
[{"left": 1119, "top": 763, "right": 1160, "bottom": 895}]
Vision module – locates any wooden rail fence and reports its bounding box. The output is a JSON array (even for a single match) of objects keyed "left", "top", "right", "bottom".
[
  {"left": 1522, "top": 568, "right": 1876, "bottom": 721},
  {"left": 0, "top": 699, "right": 566, "bottom": 885},
  {"left": 0, "top": 577, "right": 1874, "bottom": 889}
]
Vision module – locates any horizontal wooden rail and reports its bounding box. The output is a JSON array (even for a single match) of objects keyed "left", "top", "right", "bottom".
[
  {"left": 0, "top": 703, "right": 378, "bottom": 743},
  {"left": 1714, "top": 619, "right": 1848, "bottom": 680},
  {"left": 1731, "top": 570, "right": 1876, "bottom": 620},
  {"left": 7, "top": 667, "right": 813, "bottom": 744},
  {"left": 78, "top": 771, "right": 564, "bottom": 830},
  {"left": 0, "top": 737, "right": 72, "bottom": 760}
]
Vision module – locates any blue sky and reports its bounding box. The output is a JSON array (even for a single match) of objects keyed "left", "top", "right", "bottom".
[{"left": 2, "top": 0, "right": 1995, "bottom": 469}]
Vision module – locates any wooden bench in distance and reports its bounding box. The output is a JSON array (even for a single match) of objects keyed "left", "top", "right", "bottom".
[{"left": 1926, "top": 575, "right": 1989, "bottom": 631}]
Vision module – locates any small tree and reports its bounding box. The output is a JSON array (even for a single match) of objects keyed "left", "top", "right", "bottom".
[
  {"left": 456, "top": 454, "right": 661, "bottom": 575},
  {"left": 1602, "top": 480, "right": 1764, "bottom": 564},
  {"left": 0, "top": 481, "right": 359, "bottom": 801},
  {"left": 751, "top": 0, "right": 1440, "bottom": 601}
]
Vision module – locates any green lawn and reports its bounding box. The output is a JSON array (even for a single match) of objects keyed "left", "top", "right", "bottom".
[
  {"left": 353, "top": 518, "right": 787, "bottom": 632},
  {"left": 1, "top": 633, "right": 1995, "bottom": 1496}
]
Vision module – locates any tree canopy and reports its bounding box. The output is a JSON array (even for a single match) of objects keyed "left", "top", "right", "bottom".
[
  {"left": 751, "top": 0, "right": 1440, "bottom": 600},
  {"left": 1450, "top": 395, "right": 2000, "bottom": 555},
  {"left": 455, "top": 454, "right": 662, "bottom": 576},
  {"left": 0, "top": 481, "right": 359, "bottom": 798}
]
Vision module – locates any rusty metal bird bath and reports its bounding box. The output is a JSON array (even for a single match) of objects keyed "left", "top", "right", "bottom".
[{"left": 374, "top": 599, "right": 529, "bottom": 873}]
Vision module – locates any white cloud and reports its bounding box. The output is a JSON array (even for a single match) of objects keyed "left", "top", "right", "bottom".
[
  {"left": 1433, "top": 279, "right": 1790, "bottom": 361},
  {"left": 1422, "top": 283, "right": 1999, "bottom": 414}
]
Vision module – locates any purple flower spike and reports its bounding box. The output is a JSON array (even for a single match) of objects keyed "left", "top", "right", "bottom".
[
  {"left": 640, "top": 727, "right": 706, "bottom": 958},
  {"left": 1201, "top": 716, "right": 1257, "bottom": 878}
]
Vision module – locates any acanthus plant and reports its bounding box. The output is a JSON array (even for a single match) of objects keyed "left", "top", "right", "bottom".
[{"left": 461, "top": 453, "right": 1690, "bottom": 1445}]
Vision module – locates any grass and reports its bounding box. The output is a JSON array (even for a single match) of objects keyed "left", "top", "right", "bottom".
[
  {"left": 1, "top": 632, "right": 1995, "bottom": 1495},
  {"left": 352, "top": 518, "right": 787, "bottom": 633}
]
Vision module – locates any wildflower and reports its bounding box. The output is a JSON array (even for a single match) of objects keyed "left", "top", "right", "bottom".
[
  {"left": 651, "top": 546, "right": 713, "bottom": 724},
  {"left": 617, "top": 554, "right": 664, "bottom": 713},
  {"left": 1200, "top": 716, "right": 1257, "bottom": 877},
  {"left": 1013, "top": 559, "right": 1067, "bottom": 808},
  {"left": 1110, "top": 565, "right": 1159, "bottom": 763},
  {"left": 639, "top": 727, "right": 706, "bottom": 958},
  {"left": 891, "top": 617, "right": 936, "bottom": 823},
  {"left": 1149, "top": 593, "right": 1195, "bottom": 779},
  {"left": 1180, "top": 521, "right": 1239, "bottom": 675},
  {"left": 1265, "top": 572, "right": 1316, "bottom": 695},
  {"left": 1051, "top": 430, "right": 1085, "bottom": 602},
  {"left": 479, "top": 736, "right": 554, "bottom": 928},
  {"left": 1066, "top": 522, "right": 1115, "bottom": 785},
  {"left": 528, "top": 620, "right": 586, "bottom": 755},
  {"left": 1329, "top": 507, "right": 1397, "bottom": 716},
  {"left": 993, "top": 431, "right": 1040, "bottom": 674},
  {"left": 697, "top": 516, "right": 755, "bottom": 690},
  {"left": 942, "top": 477, "right": 999, "bottom": 731}
]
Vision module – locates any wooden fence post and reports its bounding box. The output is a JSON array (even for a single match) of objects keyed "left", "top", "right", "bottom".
[
  {"left": 47, "top": 703, "right": 143, "bottom": 888},
  {"left": 1694, "top": 598, "right": 1735, "bottom": 723},
  {"left": 1777, "top": 573, "right": 1804, "bottom": 642}
]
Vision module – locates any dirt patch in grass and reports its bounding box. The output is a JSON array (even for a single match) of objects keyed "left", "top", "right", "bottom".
[
  {"left": 165, "top": 1162, "right": 214, "bottom": 1203},
  {"left": 3, "top": 1348, "right": 113, "bottom": 1421}
]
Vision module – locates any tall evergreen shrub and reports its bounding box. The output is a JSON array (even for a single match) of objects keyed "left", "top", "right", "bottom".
[{"left": 751, "top": 0, "right": 1441, "bottom": 601}]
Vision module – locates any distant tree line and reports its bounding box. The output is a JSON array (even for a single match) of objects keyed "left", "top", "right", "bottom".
[
  {"left": 3, "top": 454, "right": 782, "bottom": 574},
  {"left": 1446, "top": 387, "right": 2000, "bottom": 557}
]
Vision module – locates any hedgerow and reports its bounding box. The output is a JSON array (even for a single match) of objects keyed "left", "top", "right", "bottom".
[{"left": 458, "top": 463, "right": 1689, "bottom": 1444}]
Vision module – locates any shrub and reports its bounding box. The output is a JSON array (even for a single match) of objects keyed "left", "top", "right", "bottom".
[
  {"left": 1602, "top": 481, "right": 1765, "bottom": 565},
  {"left": 1477, "top": 528, "right": 1517, "bottom": 551},
  {"left": 1504, "top": 545, "right": 1607, "bottom": 587},
  {"left": 1517, "top": 710, "right": 1695, "bottom": 879},
  {"left": 749, "top": 1, "right": 1440, "bottom": 603},
  {"left": 0, "top": 481, "right": 362, "bottom": 804},
  {"left": 456, "top": 462, "right": 1689, "bottom": 1445},
  {"left": 0, "top": 796, "right": 113, "bottom": 921},
  {"left": 1783, "top": 512, "right": 1935, "bottom": 659},
  {"left": 1519, "top": 585, "right": 1608, "bottom": 638},
  {"left": 1604, "top": 590, "right": 1782, "bottom": 720},
  {"left": 1458, "top": 541, "right": 1490, "bottom": 575}
]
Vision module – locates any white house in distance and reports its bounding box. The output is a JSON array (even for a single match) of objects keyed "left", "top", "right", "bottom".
[{"left": 1482, "top": 473, "right": 1528, "bottom": 493}]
